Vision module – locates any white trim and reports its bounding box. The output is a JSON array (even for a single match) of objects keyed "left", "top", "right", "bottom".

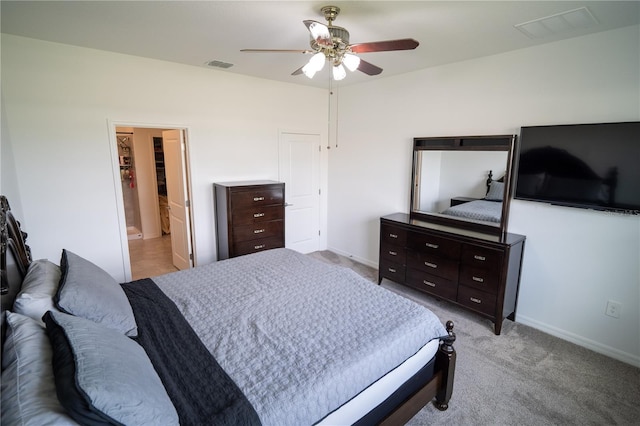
[
  {"left": 517, "top": 314, "right": 640, "bottom": 368},
  {"left": 106, "top": 120, "right": 132, "bottom": 281},
  {"left": 328, "top": 245, "right": 378, "bottom": 269}
]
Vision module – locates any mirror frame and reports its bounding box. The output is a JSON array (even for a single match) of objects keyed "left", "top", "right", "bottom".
[{"left": 410, "top": 134, "right": 517, "bottom": 237}]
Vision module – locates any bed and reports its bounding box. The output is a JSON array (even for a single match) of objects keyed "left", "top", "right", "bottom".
[
  {"left": 0, "top": 195, "right": 456, "bottom": 426},
  {"left": 441, "top": 171, "right": 504, "bottom": 223}
]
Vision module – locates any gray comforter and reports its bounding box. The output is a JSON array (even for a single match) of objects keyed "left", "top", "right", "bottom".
[
  {"left": 442, "top": 199, "right": 502, "bottom": 223},
  {"left": 153, "top": 248, "right": 446, "bottom": 425}
]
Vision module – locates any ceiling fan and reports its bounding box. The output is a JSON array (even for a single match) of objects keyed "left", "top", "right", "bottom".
[{"left": 241, "top": 5, "right": 419, "bottom": 81}]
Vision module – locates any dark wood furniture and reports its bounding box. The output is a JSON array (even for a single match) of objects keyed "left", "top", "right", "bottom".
[
  {"left": 0, "top": 196, "right": 457, "bottom": 424},
  {"left": 379, "top": 213, "right": 525, "bottom": 335},
  {"left": 214, "top": 180, "right": 285, "bottom": 260}
]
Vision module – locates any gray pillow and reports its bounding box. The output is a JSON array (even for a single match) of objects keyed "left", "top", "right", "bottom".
[
  {"left": 1, "top": 312, "right": 77, "bottom": 425},
  {"left": 44, "top": 311, "right": 179, "bottom": 426},
  {"left": 13, "top": 259, "right": 62, "bottom": 324},
  {"left": 55, "top": 249, "right": 137, "bottom": 336},
  {"left": 485, "top": 181, "right": 505, "bottom": 201}
]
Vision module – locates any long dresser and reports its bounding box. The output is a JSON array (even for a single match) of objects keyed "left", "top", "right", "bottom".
[
  {"left": 214, "top": 180, "right": 285, "bottom": 260},
  {"left": 379, "top": 213, "right": 525, "bottom": 335}
]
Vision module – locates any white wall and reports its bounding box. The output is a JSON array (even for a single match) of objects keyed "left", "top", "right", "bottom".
[
  {"left": 330, "top": 26, "right": 640, "bottom": 366},
  {"left": 1, "top": 34, "right": 327, "bottom": 279}
]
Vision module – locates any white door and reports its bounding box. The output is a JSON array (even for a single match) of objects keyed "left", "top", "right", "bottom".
[
  {"left": 162, "top": 129, "right": 193, "bottom": 270},
  {"left": 279, "top": 132, "right": 321, "bottom": 253}
]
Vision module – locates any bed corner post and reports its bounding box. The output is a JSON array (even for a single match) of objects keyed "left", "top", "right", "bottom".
[{"left": 434, "top": 320, "right": 456, "bottom": 411}]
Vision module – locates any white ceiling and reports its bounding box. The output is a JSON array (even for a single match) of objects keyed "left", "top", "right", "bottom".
[{"left": 2, "top": 1, "right": 639, "bottom": 88}]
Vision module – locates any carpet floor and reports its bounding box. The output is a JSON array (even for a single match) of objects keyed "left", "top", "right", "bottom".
[{"left": 308, "top": 250, "right": 640, "bottom": 425}]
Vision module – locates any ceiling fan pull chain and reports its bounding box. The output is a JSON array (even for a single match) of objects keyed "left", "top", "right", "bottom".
[
  {"left": 335, "top": 81, "right": 339, "bottom": 149},
  {"left": 327, "top": 71, "right": 332, "bottom": 150}
]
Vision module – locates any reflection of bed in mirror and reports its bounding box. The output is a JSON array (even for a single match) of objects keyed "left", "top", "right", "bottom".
[{"left": 440, "top": 171, "right": 504, "bottom": 224}]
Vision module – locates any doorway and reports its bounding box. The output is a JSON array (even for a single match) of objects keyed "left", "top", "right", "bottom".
[{"left": 114, "top": 126, "right": 194, "bottom": 280}]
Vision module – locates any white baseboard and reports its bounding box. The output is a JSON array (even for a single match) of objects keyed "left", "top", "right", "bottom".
[
  {"left": 517, "top": 314, "right": 640, "bottom": 368},
  {"left": 326, "top": 246, "right": 378, "bottom": 269}
]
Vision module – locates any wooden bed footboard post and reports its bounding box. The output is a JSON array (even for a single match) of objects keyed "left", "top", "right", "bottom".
[{"left": 434, "top": 320, "right": 456, "bottom": 411}]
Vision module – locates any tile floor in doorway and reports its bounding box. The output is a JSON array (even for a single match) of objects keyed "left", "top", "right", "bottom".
[{"left": 128, "top": 234, "right": 178, "bottom": 280}]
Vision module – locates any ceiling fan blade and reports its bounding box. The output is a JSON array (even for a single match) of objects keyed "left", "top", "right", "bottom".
[
  {"left": 303, "top": 20, "right": 332, "bottom": 48},
  {"left": 357, "top": 59, "right": 383, "bottom": 76},
  {"left": 291, "top": 65, "right": 305, "bottom": 76},
  {"left": 241, "top": 49, "right": 313, "bottom": 54},
  {"left": 350, "top": 38, "right": 419, "bottom": 54}
]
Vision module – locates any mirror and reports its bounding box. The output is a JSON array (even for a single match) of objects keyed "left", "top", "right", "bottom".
[{"left": 410, "top": 135, "right": 516, "bottom": 236}]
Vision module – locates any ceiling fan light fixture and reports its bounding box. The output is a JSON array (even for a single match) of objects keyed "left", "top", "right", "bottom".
[
  {"left": 332, "top": 64, "right": 346, "bottom": 81},
  {"left": 302, "top": 62, "right": 318, "bottom": 78},
  {"left": 309, "top": 51, "right": 326, "bottom": 71},
  {"left": 343, "top": 53, "right": 360, "bottom": 72},
  {"left": 243, "top": 5, "right": 418, "bottom": 81}
]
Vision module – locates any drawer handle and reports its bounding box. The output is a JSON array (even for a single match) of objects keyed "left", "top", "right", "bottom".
[
  {"left": 425, "top": 243, "right": 439, "bottom": 249},
  {"left": 423, "top": 280, "right": 436, "bottom": 288},
  {"left": 254, "top": 229, "right": 265, "bottom": 234},
  {"left": 424, "top": 262, "right": 438, "bottom": 269},
  {"left": 470, "top": 297, "right": 482, "bottom": 304},
  {"left": 388, "top": 267, "right": 397, "bottom": 273},
  {"left": 389, "top": 233, "right": 398, "bottom": 239},
  {"left": 253, "top": 212, "right": 265, "bottom": 218},
  {"left": 474, "top": 255, "right": 486, "bottom": 261},
  {"left": 254, "top": 244, "right": 266, "bottom": 249},
  {"left": 253, "top": 196, "right": 265, "bottom": 202},
  {"left": 472, "top": 276, "right": 484, "bottom": 283},
  {"left": 388, "top": 250, "right": 397, "bottom": 256}
]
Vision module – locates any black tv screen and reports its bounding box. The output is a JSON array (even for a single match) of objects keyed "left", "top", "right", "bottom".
[{"left": 515, "top": 121, "right": 640, "bottom": 214}]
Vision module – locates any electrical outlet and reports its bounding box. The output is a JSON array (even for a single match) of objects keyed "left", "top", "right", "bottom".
[{"left": 605, "top": 300, "right": 622, "bottom": 319}]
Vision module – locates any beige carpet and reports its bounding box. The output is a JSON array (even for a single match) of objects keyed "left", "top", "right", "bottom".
[{"left": 308, "top": 250, "right": 640, "bottom": 425}]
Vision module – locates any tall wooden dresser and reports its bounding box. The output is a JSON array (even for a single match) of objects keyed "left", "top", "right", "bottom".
[
  {"left": 214, "top": 180, "right": 285, "bottom": 260},
  {"left": 379, "top": 213, "right": 525, "bottom": 335}
]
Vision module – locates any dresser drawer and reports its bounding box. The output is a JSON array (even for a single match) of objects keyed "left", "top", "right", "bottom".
[
  {"left": 380, "top": 244, "right": 406, "bottom": 265},
  {"left": 381, "top": 224, "right": 407, "bottom": 247},
  {"left": 230, "top": 187, "right": 284, "bottom": 209},
  {"left": 233, "top": 220, "right": 283, "bottom": 242},
  {"left": 461, "top": 244, "right": 503, "bottom": 270},
  {"left": 406, "top": 269, "right": 458, "bottom": 300},
  {"left": 457, "top": 285, "right": 497, "bottom": 316},
  {"left": 459, "top": 265, "right": 500, "bottom": 294},
  {"left": 232, "top": 205, "right": 283, "bottom": 225},
  {"left": 407, "top": 232, "right": 461, "bottom": 259},
  {"left": 233, "top": 236, "right": 283, "bottom": 256},
  {"left": 379, "top": 259, "right": 406, "bottom": 283},
  {"left": 407, "top": 251, "right": 459, "bottom": 281}
]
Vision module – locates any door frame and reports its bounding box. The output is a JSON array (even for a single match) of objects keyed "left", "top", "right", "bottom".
[{"left": 107, "top": 120, "right": 196, "bottom": 281}]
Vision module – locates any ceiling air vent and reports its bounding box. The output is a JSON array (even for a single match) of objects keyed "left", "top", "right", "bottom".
[
  {"left": 205, "top": 60, "right": 234, "bottom": 69},
  {"left": 514, "top": 7, "right": 598, "bottom": 39}
]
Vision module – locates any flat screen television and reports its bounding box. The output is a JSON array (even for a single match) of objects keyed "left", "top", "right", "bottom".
[{"left": 515, "top": 121, "right": 640, "bottom": 214}]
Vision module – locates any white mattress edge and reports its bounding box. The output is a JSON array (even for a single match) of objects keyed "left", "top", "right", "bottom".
[{"left": 317, "top": 338, "right": 440, "bottom": 424}]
